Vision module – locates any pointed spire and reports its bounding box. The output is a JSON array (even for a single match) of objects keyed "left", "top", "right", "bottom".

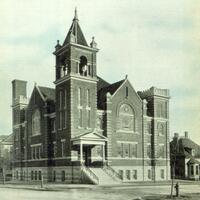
[
  {"left": 63, "top": 8, "right": 88, "bottom": 46},
  {"left": 73, "top": 7, "right": 78, "bottom": 21}
]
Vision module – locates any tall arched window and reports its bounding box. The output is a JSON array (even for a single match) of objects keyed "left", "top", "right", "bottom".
[
  {"left": 157, "top": 123, "right": 165, "bottom": 135},
  {"left": 79, "top": 56, "right": 88, "bottom": 76},
  {"left": 118, "top": 104, "right": 134, "bottom": 132},
  {"left": 32, "top": 109, "right": 41, "bottom": 136}
]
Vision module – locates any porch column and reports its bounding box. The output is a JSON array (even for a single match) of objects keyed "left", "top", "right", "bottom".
[
  {"left": 102, "top": 144, "right": 105, "bottom": 162},
  {"left": 80, "top": 141, "right": 83, "bottom": 163}
]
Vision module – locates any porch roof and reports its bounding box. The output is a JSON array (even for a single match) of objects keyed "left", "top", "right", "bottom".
[
  {"left": 187, "top": 158, "right": 200, "bottom": 165},
  {"left": 71, "top": 130, "right": 107, "bottom": 145}
]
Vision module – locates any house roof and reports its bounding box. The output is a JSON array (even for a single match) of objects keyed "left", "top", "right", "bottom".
[
  {"left": 97, "top": 79, "right": 125, "bottom": 109},
  {"left": 0, "top": 135, "right": 8, "bottom": 142},
  {"left": 0, "top": 134, "right": 13, "bottom": 144},
  {"left": 63, "top": 9, "right": 88, "bottom": 46},
  {"left": 97, "top": 76, "right": 110, "bottom": 91},
  {"left": 171, "top": 137, "right": 200, "bottom": 159},
  {"left": 38, "top": 86, "right": 55, "bottom": 101}
]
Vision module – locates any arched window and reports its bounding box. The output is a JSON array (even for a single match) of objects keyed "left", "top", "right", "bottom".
[
  {"left": 32, "top": 109, "right": 41, "bottom": 136},
  {"left": 60, "top": 59, "right": 68, "bottom": 78},
  {"left": 157, "top": 123, "right": 165, "bottom": 135},
  {"left": 79, "top": 56, "right": 88, "bottom": 76},
  {"left": 118, "top": 104, "right": 134, "bottom": 132}
]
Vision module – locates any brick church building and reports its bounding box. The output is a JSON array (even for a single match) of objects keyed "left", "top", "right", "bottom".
[{"left": 12, "top": 10, "right": 170, "bottom": 184}]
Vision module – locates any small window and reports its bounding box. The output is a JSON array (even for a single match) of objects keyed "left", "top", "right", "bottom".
[
  {"left": 16, "top": 171, "right": 19, "bottom": 179},
  {"left": 158, "top": 145, "right": 165, "bottom": 158},
  {"left": 147, "top": 144, "right": 151, "bottom": 158},
  {"left": 31, "top": 171, "right": 33, "bottom": 180},
  {"left": 53, "top": 171, "right": 56, "bottom": 182},
  {"left": 148, "top": 169, "right": 151, "bottom": 179},
  {"left": 96, "top": 146, "right": 102, "bottom": 157},
  {"left": 53, "top": 142, "right": 57, "bottom": 157},
  {"left": 78, "top": 88, "right": 82, "bottom": 106},
  {"left": 78, "top": 109, "right": 83, "bottom": 127},
  {"left": 59, "top": 91, "right": 63, "bottom": 109},
  {"left": 79, "top": 56, "right": 88, "bottom": 76},
  {"left": 131, "top": 143, "right": 137, "bottom": 158},
  {"left": 132, "top": 170, "right": 137, "bottom": 180},
  {"left": 126, "top": 170, "right": 131, "bottom": 180},
  {"left": 39, "top": 171, "right": 42, "bottom": 181},
  {"left": 196, "top": 165, "right": 199, "bottom": 175},
  {"left": 117, "top": 143, "right": 123, "bottom": 158},
  {"left": 87, "top": 110, "right": 91, "bottom": 128},
  {"left": 125, "top": 86, "right": 128, "bottom": 98},
  {"left": 61, "top": 171, "right": 65, "bottom": 182},
  {"left": 124, "top": 143, "right": 129, "bottom": 157},
  {"left": 157, "top": 123, "right": 165, "bottom": 135},
  {"left": 191, "top": 165, "right": 194, "bottom": 176},
  {"left": 147, "top": 122, "right": 152, "bottom": 134},
  {"left": 118, "top": 170, "right": 123, "bottom": 180},
  {"left": 192, "top": 149, "right": 195, "bottom": 156},
  {"left": 52, "top": 119, "right": 56, "bottom": 132},
  {"left": 35, "top": 171, "right": 37, "bottom": 180},
  {"left": 86, "top": 89, "right": 90, "bottom": 107},
  {"left": 161, "top": 169, "right": 165, "bottom": 179},
  {"left": 61, "top": 140, "right": 66, "bottom": 157}
]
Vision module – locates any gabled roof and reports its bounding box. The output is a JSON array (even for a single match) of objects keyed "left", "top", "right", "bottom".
[
  {"left": 72, "top": 131, "right": 107, "bottom": 141},
  {"left": 63, "top": 9, "right": 88, "bottom": 46},
  {"left": 171, "top": 137, "right": 200, "bottom": 158},
  {"left": 97, "top": 79, "right": 125, "bottom": 109},
  {"left": 97, "top": 76, "right": 110, "bottom": 91},
  {"left": 187, "top": 158, "right": 200, "bottom": 165},
  {"left": 38, "top": 86, "right": 55, "bottom": 101},
  {"left": 0, "top": 134, "right": 13, "bottom": 144},
  {"left": 0, "top": 135, "right": 9, "bottom": 142}
]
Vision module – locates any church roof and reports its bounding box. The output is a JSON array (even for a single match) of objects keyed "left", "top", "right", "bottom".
[
  {"left": 97, "top": 76, "right": 110, "bottom": 91},
  {"left": 63, "top": 9, "right": 88, "bottom": 46},
  {"left": 97, "top": 78, "right": 125, "bottom": 109},
  {"left": 38, "top": 86, "right": 55, "bottom": 101},
  {"left": 36, "top": 76, "right": 124, "bottom": 110}
]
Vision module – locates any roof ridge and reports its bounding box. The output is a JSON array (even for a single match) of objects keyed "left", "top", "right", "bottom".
[
  {"left": 101, "top": 79, "right": 125, "bottom": 90},
  {"left": 38, "top": 86, "right": 54, "bottom": 90}
]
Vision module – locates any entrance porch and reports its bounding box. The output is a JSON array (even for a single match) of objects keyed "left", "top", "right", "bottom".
[{"left": 71, "top": 131, "right": 107, "bottom": 167}]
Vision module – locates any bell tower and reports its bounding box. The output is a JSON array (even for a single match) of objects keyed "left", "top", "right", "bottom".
[{"left": 53, "top": 9, "right": 99, "bottom": 143}]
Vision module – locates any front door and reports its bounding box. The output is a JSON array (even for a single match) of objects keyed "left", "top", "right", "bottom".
[{"left": 83, "top": 146, "right": 91, "bottom": 166}]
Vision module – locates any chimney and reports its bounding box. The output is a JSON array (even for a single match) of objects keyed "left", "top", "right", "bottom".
[
  {"left": 174, "top": 132, "right": 179, "bottom": 138},
  {"left": 184, "top": 131, "right": 189, "bottom": 139},
  {"left": 12, "top": 79, "right": 27, "bottom": 105}
]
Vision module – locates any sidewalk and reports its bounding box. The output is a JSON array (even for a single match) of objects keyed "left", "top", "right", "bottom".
[{"left": 0, "top": 179, "right": 199, "bottom": 191}]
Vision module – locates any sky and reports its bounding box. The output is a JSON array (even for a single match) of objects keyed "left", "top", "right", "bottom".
[{"left": 0, "top": 0, "right": 200, "bottom": 142}]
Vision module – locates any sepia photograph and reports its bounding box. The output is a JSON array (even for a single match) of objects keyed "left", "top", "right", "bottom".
[{"left": 0, "top": 0, "right": 200, "bottom": 199}]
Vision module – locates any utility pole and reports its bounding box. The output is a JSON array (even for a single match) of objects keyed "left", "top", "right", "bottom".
[{"left": 170, "top": 135, "right": 178, "bottom": 199}]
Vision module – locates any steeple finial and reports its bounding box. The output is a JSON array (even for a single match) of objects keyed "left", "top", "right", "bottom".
[
  {"left": 74, "top": 7, "right": 78, "bottom": 21},
  {"left": 90, "top": 36, "right": 97, "bottom": 48}
]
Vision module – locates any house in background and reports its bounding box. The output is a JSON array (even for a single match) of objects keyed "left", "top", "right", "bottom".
[
  {"left": 0, "top": 134, "right": 13, "bottom": 177},
  {"left": 170, "top": 132, "right": 200, "bottom": 180}
]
